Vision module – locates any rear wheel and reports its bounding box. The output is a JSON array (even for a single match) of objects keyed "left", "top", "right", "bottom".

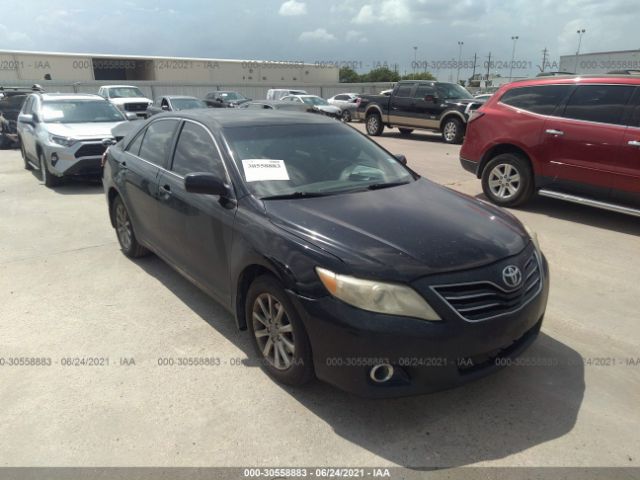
[
  {"left": 38, "top": 151, "right": 60, "bottom": 187},
  {"left": 481, "top": 153, "right": 534, "bottom": 207},
  {"left": 441, "top": 117, "right": 464, "bottom": 144},
  {"left": 398, "top": 128, "right": 414, "bottom": 136},
  {"left": 112, "top": 196, "right": 149, "bottom": 258},
  {"left": 341, "top": 109, "right": 352, "bottom": 122},
  {"left": 365, "top": 112, "right": 384, "bottom": 136},
  {"left": 246, "top": 275, "right": 314, "bottom": 386}
]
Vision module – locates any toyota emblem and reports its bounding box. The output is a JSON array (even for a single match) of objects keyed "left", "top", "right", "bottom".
[{"left": 502, "top": 265, "right": 522, "bottom": 288}]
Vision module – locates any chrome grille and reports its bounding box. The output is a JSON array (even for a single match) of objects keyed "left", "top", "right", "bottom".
[
  {"left": 432, "top": 252, "right": 542, "bottom": 322},
  {"left": 124, "top": 102, "right": 148, "bottom": 112},
  {"left": 75, "top": 143, "right": 106, "bottom": 158}
]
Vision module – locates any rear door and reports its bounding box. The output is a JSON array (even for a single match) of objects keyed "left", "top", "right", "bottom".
[
  {"left": 121, "top": 118, "right": 179, "bottom": 250},
  {"left": 18, "top": 96, "right": 37, "bottom": 159},
  {"left": 388, "top": 83, "right": 416, "bottom": 126},
  {"left": 156, "top": 120, "right": 236, "bottom": 304},
  {"left": 615, "top": 87, "right": 640, "bottom": 207},
  {"left": 411, "top": 84, "right": 440, "bottom": 129},
  {"left": 541, "top": 83, "right": 635, "bottom": 199}
]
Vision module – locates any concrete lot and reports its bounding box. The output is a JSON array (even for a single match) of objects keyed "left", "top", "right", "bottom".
[{"left": 0, "top": 126, "right": 638, "bottom": 469}]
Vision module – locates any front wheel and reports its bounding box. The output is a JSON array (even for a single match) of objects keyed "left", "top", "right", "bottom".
[
  {"left": 441, "top": 117, "right": 464, "bottom": 144},
  {"left": 38, "top": 151, "right": 60, "bottom": 187},
  {"left": 365, "top": 113, "right": 384, "bottom": 136},
  {"left": 21, "top": 141, "right": 32, "bottom": 170},
  {"left": 246, "top": 275, "right": 314, "bottom": 386},
  {"left": 341, "top": 109, "right": 352, "bottom": 122},
  {"left": 481, "top": 153, "right": 534, "bottom": 207},
  {"left": 112, "top": 196, "right": 149, "bottom": 258}
]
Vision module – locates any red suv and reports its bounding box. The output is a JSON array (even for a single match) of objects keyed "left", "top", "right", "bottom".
[{"left": 460, "top": 75, "right": 640, "bottom": 216}]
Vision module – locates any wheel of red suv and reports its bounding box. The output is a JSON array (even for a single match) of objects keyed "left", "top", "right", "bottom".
[
  {"left": 38, "top": 151, "right": 60, "bottom": 187},
  {"left": 112, "top": 196, "right": 149, "bottom": 258},
  {"left": 20, "top": 141, "right": 32, "bottom": 170},
  {"left": 441, "top": 117, "right": 464, "bottom": 144},
  {"left": 365, "top": 112, "right": 384, "bottom": 136},
  {"left": 399, "top": 128, "right": 414, "bottom": 136},
  {"left": 246, "top": 274, "right": 314, "bottom": 386},
  {"left": 341, "top": 109, "right": 352, "bottom": 122},
  {"left": 481, "top": 153, "right": 534, "bottom": 207}
]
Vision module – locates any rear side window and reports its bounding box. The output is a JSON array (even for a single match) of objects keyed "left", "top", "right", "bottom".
[
  {"left": 561, "top": 85, "right": 634, "bottom": 125},
  {"left": 500, "top": 85, "right": 572, "bottom": 115},
  {"left": 138, "top": 119, "right": 179, "bottom": 167},
  {"left": 395, "top": 84, "right": 414, "bottom": 97},
  {"left": 414, "top": 85, "right": 435, "bottom": 99},
  {"left": 171, "top": 122, "right": 226, "bottom": 179},
  {"left": 126, "top": 130, "right": 145, "bottom": 156}
]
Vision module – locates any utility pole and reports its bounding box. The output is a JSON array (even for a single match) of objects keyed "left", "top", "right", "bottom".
[
  {"left": 413, "top": 46, "right": 418, "bottom": 74},
  {"left": 486, "top": 52, "right": 492, "bottom": 84},
  {"left": 541, "top": 47, "right": 549, "bottom": 72},
  {"left": 471, "top": 52, "right": 477, "bottom": 81},
  {"left": 508, "top": 36, "right": 519, "bottom": 82},
  {"left": 574, "top": 29, "right": 586, "bottom": 73},
  {"left": 457, "top": 41, "right": 464, "bottom": 83}
]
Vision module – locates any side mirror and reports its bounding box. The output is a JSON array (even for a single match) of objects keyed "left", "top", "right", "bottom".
[
  {"left": 19, "top": 113, "right": 34, "bottom": 124},
  {"left": 184, "top": 173, "right": 230, "bottom": 196},
  {"left": 125, "top": 112, "right": 138, "bottom": 121},
  {"left": 161, "top": 104, "right": 170, "bottom": 111},
  {"left": 394, "top": 154, "right": 407, "bottom": 165},
  {"left": 424, "top": 95, "right": 438, "bottom": 104},
  {"left": 101, "top": 137, "right": 117, "bottom": 147}
]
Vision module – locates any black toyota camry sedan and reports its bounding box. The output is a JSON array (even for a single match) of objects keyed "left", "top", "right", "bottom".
[{"left": 102, "top": 109, "right": 549, "bottom": 397}]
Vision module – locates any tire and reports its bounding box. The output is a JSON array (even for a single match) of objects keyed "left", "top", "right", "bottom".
[
  {"left": 246, "top": 274, "right": 314, "bottom": 387},
  {"left": 341, "top": 109, "right": 352, "bottom": 122},
  {"left": 398, "top": 128, "right": 414, "bottom": 136},
  {"left": 112, "top": 196, "right": 149, "bottom": 258},
  {"left": 21, "top": 141, "right": 32, "bottom": 170},
  {"left": 441, "top": 117, "right": 464, "bottom": 144},
  {"left": 481, "top": 153, "right": 535, "bottom": 207},
  {"left": 365, "top": 112, "right": 384, "bottom": 136},
  {"left": 38, "top": 150, "right": 60, "bottom": 187}
]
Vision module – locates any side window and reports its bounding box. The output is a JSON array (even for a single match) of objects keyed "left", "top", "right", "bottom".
[
  {"left": 500, "top": 85, "right": 572, "bottom": 115},
  {"left": 561, "top": 85, "right": 634, "bottom": 125},
  {"left": 335, "top": 95, "right": 347, "bottom": 101},
  {"left": 138, "top": 119, "right": 179, "bottom": 167},
  {"left": 22, "top": 96, "right": 33, "bottom": 114},
  {"left": 171, "top": 122, "right": 226, "bottom": 179},
  {"left": 395, "top": 84, "right": 414, "bottom": 97},
  {"left": 414, "top": 85, "right": 435, "bottom": 99},
  {"left": 126, "top": 129, "right": 145, "bottom": 156},
  {"left": 161, "top": 98, "right": 169, "bottom": 109}
]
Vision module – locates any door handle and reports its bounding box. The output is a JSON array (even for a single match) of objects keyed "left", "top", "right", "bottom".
[
  {"left": 545, "top": 129, "right": 564, "bottom": 136},
  {"left": 628, "top": 140, "right": 640, "bottom": 147},
  {"left": 160, "top": 184, "right": 172, "bottom": 195},
  {"left": 120, "top": 161, "right": 127, "bottom": 169}
]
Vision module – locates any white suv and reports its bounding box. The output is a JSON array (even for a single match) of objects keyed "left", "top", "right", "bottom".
[{"left": 98, "top": 85, "right": 152, "bottom": 118}]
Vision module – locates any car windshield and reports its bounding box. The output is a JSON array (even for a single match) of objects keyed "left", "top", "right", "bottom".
[
  {"left": 219, "top": 92, "right": 246, "bottom": 101},
  {"left": 301, "top": 96, "right": 328, "bottom": 106},
  {"left": 41, "top": 100, "right": 125, "bottom": 123},
  {"left": 171, "top": 98, "right": 207, "bottom": 110},
  {"left": 108, "top": 87, "right": 145, "bottom": 98},
  {"left": 436, "top": 84, "right": 473, "bottom": 100},
  {"left": 224, "top": 123, "right": 415, "bottom": 199}
]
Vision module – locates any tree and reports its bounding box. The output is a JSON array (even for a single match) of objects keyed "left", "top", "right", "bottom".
[
  {"left": 362, "top": 67, "right": 401, "bottom": 83},
  {"left": 401, "top": 72, "right": 436, "bottom": 81},
  {"left": 339, "top": 66, "right": 361, "bottom": 83}
]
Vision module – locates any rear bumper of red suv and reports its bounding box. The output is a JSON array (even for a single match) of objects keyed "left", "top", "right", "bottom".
[{"left": 460, "top": 156, "right": 480, "bottom": 177}]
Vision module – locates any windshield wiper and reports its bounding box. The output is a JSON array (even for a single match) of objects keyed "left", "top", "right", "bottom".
[
  {"left": 260, "top": 191, "right": 332, "bottom": 200},
  {"left": 366, "top": 181, "right": 410, "bottom": 191}
]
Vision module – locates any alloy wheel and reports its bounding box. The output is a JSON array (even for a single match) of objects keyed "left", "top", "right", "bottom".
[
  {"left": 443, "top": 122, "right": 457, "bottom": 142},
  {"left": 115, "top": 202, "right": 133, "bottom": 251},
  {"left": 488, "top": 163, "right": 521, "bottom": 199},
  {"left": 252, "top": 293, "right": 295, "bottom": 370},
  {"left": 367, "top": 115, "right": 379, "bottom": 134}
]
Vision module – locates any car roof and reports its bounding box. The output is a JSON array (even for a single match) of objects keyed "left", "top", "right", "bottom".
[
  {"left": 153, "top": 109, "right": 337, "bottom": 128},
  {"left": 164, "top": 95, "right": 199, "bottom": 99},
  {"left": 102, "top": 85, "right": 139, "bottom": 88},
  {"left": 39, "top": 93, "right": 106, "bottom": 101},
  {"left": 508, "top": 74, "right": 640, "bottom": 87}
]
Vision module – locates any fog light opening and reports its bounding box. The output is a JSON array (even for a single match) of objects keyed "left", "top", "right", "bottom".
[
  {"left": 369, "top": 363, "right": 394, "bottom": 384},
  {"left": 51, "top": 153, "right": 59, "bottom": 166}
]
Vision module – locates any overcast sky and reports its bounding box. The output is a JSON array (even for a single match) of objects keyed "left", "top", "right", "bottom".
[{"left": 1, "top": 0, "right": 637, "bottom": 78}]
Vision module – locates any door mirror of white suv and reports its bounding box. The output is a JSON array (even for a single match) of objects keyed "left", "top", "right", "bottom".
[{"left": 19, "top": 113, "right": 35, "bottom": 125}]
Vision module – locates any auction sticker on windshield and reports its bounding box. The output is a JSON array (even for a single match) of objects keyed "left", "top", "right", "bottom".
[{"left": 242, "top": 159, "right": 290, "bottom": 182}]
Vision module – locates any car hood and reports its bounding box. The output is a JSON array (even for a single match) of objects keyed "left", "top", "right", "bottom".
[
  {"left": 314, "top": 104, "right": 342, "bottom": 114},
  {"left": 264, "top": 179, "right": 528, "bottom": 280},
  {"left": 109, "top": 97, "right": 152, "bottom": 105},
  {"left": 45, "top": 121, "right": 128, "bottom": 139}
]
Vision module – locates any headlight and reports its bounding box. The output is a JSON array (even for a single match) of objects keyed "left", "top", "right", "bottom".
[
  {"left": 49, "top": 135, "right": 78, "bottom": 147},
  {"left": 523, "top": 223, "right": 541, "bottom": 253},
  {"left": 315, "top": 267, "right": 441, "bottom": 321}
]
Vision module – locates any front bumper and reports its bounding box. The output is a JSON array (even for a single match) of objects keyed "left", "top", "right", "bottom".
[
  {"left": 290, "top": 252, "right": 549, "bottom": 398},
  {"left": 44, "top": 141, "right": 106, "bottom": 178}
]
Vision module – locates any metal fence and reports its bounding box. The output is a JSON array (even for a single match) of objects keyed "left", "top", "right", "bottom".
[{"left": 4, "top": 80, "right": 395, "bottom": 100}]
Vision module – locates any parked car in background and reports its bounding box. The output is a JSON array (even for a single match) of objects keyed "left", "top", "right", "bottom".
[
  {"left": 98, "top": 85, "right": 152, "bottom": 118},
  {"left": 460, "top": 74, "right": 640, "bottom": 216},
  {"left": 146, "top": 95, "right": 207, "bottom": 117},
  {"left": 239, "top": 100, "right": 310, "bottom": 112},
  {"left": 280, "top": 94, "right": 342, "bottom": 119},
  {"left": 357, "top": 81, "right": 484, "bottom": 144},
  {"left": 204, "top": 91, "right": 251, "bottom": 108},
  {"left": 17, "top": 93, "right": 131, "bottom": 187},
  {"left": 474, "top": 93, "right": 494, "bottom": 101},
  {"left": 103, "top": 109, "right": 548, "bottom": 397},
  {"left": 0, "top": 85, "right": 44, "bottom": 148},
  {"left": 266, "top": 89, "right": 308, "bottom": 101},
  {"left": 328, "top": 93, "right": 361, "bottom": 122}
]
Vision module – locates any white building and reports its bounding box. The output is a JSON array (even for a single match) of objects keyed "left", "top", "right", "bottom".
[
  {"left": 559, "top": 49, "right": 640, "bottom": 74},
  {"left": 0, "top": 50, "right": 338, "bottom": 85}
]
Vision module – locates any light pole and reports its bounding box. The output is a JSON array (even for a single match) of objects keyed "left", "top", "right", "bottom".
[
  {"left": 456, "top": 41, "right": 464, "bottom": 83},
  {"left": 413, "top": 46, "right": 418, "bottom": 75},
  {"left": 574, "top": 29, "right": 586, "bottom": 73},
  {"left": 508, "top": 36, "right": 519, "bottom": 82}
]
